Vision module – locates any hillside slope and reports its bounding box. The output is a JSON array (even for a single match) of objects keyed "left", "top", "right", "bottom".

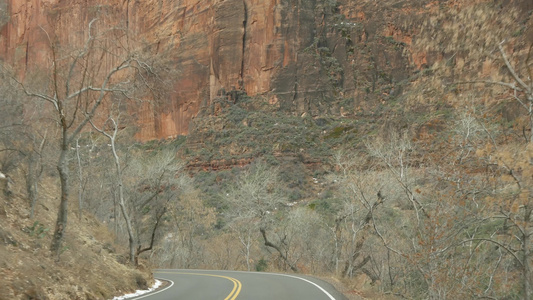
[{"left": 0, "top": 176, "right": 152, "bottom": 299}]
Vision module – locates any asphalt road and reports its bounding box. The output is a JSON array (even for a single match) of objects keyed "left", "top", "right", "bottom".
[{"left": 132, "top": 269, "right": 348, "bottom": 300}]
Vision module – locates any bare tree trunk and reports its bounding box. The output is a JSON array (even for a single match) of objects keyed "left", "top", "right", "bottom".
[
  {"left": 332, "top": 215, "right": 346, "bottom": 275},
  {"left": 111, "top": 131, "right": 135, "bottom": 264},
  {"left": 0, "top": 172, "right": 5, "bottom": 194},
  {"left": 260, "top": 227, "right": 298, "bottom": 272},
  {"left": 92, "top": 117, "right": 136, "bottom": 264},
  {"left": 244, "top": 232, "right": 252, "bottom": 272},
  {"left": 75, "top": 139, "right": 84, "bottom": 220},
  {"left": 230, "top": 224, "right": 254, "bottom": 271},
  {"left": 529, "top": 111, "right": 533, "bottom": 144},
  {"left": 28, "top": 132, "right": 46, "bottom": 219},
  {"left": 343, "top": 239, "right": 365, "bottom": 278},
  {"left": 523, "top": 205, "right": 532, "bottom": 299},
  {"left": 27, "top": 155, "right": 38, "bottom": 218},
  {"left": 239, "top": 229, "right": 252, "bottom": 271},
  {"left": 113, "top": 189, "right": 118, "bottom": 236},
  {"left": 135, "top": 208, "right": 166, "bottom": 266},
  {"left": 51, "top": 139, "right": 69, "bottom": 257}
]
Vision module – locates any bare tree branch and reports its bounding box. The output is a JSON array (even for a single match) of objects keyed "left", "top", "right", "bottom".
[
  {"left": 499, "top": 41, "right": 530, "bottom": 92},
  {"left": 458, "top": 238, "right": 523, "bottom": 267}
]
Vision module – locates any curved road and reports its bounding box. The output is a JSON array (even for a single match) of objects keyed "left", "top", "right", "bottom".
[{"left": 132, "top": 269, "right": 348, "bottom": 300}]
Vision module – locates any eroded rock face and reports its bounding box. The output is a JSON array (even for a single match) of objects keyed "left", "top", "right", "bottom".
[
  {"left": 2, "top": 0, "right": 320, "bottom": 140},
  {"left": 0, "top": 0, "right": 417, "bottom": 140},
  {"left": 1, "top": 0, "right": 531, "bottom": 140}
]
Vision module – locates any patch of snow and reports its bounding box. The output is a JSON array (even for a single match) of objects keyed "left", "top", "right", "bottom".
[
  {"left": 0, "top": 172, "right": 5, "bottom": 179},
  {"left": 112, "top": 279, "right": 162, "bottom": 300}
]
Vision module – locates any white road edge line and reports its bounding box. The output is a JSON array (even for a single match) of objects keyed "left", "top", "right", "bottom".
[
  {"left": 262, "top": 273, "right": 337, "bottom": 300},
  {"left": 130, "top": 278, "right": 174, "bottom": 299}
]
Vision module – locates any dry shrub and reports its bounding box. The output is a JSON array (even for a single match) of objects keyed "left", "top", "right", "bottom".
[{"left": 407, "top": 1, "right": 530, "bottom": 109}]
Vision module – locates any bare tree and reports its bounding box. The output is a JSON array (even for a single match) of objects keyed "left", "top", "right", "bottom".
[
  {"left": 154, "top": 189, "right": 215, "bottom": 269},
  {"left": 74, "top": 138, "right": 86, "bottom": 220},
  {"left": 276, "top": 206, "right": 328, "bottom": 274},
  {"left": 328, "top": 150, "right": 385, "bottom": 281},
  {"left": 90, "top": 104, "right": 137, "bottom": 264},
  {"left": 128, "top": 149, "right": 190, "bottom": 265},
  {"left": 24, "top": 131, "right": 48, "bottom": 218},
  {"left": 460, "top": 144, "right": 533, "bottom": 299},
  {"left": 5, "top": 19, "right": 158, "bottom": 258},
  {"left": 225, "top": 160, "right": 292, "bottom": 271},
  {"left": 228, "top": 219, "right": 256, "bottom": 271},
  {"left": 494, "top": 42, "right": 533, "bottom": 142},
  {"left": 0, "top": 66, "right": 51, "bottom": 217},
  {"left": 458, "top": 41, "right": 532, "bottom": 142},
  {"left": 366, "top": 130, "right": 427, "bottom": 223}
]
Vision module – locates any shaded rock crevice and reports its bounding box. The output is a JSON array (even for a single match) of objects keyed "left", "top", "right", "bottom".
[{"left": 240, "top": 0, "right": 247, "bottom": 88}]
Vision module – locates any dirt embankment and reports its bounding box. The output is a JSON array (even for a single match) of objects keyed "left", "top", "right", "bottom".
[{"left": 0, "top": 175, "right": 152, "bottom": 300}]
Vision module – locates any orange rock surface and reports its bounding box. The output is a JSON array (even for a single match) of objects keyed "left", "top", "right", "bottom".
[
  {"left": 1, "top": 0, "right": 532, "bottom": 140},
  {"left": 1, "top": 0, "right": 312, "bottom": 140}
]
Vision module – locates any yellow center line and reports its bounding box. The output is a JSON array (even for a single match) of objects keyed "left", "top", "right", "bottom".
[{"left": 158, "top": 271, "right": 242, "bottom": 300}]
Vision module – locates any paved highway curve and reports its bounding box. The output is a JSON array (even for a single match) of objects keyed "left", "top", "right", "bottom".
[{"left": 131, "top": 269, "right": 348, "bottom": 300}]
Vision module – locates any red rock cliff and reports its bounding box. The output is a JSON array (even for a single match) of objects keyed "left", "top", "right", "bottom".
[
  {"left": 1, "top": 0, "right": 316, "bottom": 140},
  {"left": 1, "top": 0, "right": 532, "bottom": 140}
]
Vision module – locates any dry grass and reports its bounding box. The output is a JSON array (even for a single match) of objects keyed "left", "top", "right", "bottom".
[{"left": 0, "top": 176, "right": 152, "bottom": 299}]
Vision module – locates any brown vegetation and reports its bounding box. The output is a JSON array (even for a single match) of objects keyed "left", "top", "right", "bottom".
[{"left": 0, "top": 177, "right": 152, "bottom": 299}]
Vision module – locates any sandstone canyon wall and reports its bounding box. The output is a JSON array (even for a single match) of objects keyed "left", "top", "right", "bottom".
[
  {"left": 1, "top": 0, "right": 532, "bottom": 140},
  {"left": 0, "top": 0, "right": 329, "bottom": 140}
]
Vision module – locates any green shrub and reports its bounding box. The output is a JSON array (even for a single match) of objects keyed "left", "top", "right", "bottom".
[
  {"left": 255, "top": 258, "right": 268, "bottom": 272},
  {"left": 24, "top": 221, "right": 49, "bottom": 239}
]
